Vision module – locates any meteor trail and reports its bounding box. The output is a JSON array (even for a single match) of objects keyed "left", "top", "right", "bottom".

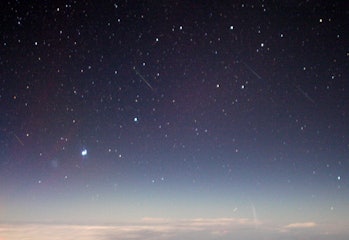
[
  {"left": 14, "top": 133, "right": 24, "bottom": 146},
  {"left": 241, "top": 61, "right": 262, "bottom": 80},
  {"left": 296, "top": 85, "right": 315, "bottom": 104},
  {"left": 133, "top": 67, "right": 154, "bottom": 91},
  {"left": 249, "top": 201, "right": 259, "bottom": 228}
]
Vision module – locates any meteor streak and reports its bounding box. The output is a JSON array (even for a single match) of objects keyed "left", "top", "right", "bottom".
[
  {"left": 14, "top": 133, "right": 24, "bottom": 146},
  {"left": 241, "top": 61, "right": 262, "bottom": 79},
  {"left": 133, "top": 67, "right": 154, "bottom": 91},
  {"left": 296, "top": 85, "right": 315, "bottom": 104}
]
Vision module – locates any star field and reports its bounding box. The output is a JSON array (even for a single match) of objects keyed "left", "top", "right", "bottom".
[{"left": 0, "top": 1, "right": 348, "bottom": 239}]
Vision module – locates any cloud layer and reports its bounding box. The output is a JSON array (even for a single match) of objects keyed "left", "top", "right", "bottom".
[
  {"left": 0, "top": 218, "right": 347, "bottom": 240},
  {"left": 284, "top": 222, "right": 317, "bottom": 229}
]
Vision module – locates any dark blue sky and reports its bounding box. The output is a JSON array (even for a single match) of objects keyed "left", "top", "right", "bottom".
[{"left": 0, "top": 1, "right": 348, "bottom": 239}]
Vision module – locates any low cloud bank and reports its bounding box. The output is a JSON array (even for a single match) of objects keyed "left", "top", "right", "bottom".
[
  {"left": 0, "top": 218, "right": 345, "bottom": 240},
  {"left": 284, "top": 222, "right": 317, "bottom": 229},
  {"left": 0, "top": 217, "right": 257, "bottom": 240}
]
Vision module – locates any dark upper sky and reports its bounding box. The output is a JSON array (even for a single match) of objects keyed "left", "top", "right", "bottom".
[{"left": 0, "top": 1, "right": 348, "bottom": 239}]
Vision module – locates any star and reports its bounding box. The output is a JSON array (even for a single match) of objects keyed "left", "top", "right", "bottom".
[{"left": 81, "top": 149, "right": 87, "bottom": 156}]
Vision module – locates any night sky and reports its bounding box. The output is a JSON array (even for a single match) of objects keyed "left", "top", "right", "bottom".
[{"left": 1, "top": 1, "right": 348, "bottom": 239}]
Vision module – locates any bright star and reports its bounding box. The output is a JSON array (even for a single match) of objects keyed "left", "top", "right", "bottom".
[{"left": 81, "top": 149, "right": 87, "bottom": 156}]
